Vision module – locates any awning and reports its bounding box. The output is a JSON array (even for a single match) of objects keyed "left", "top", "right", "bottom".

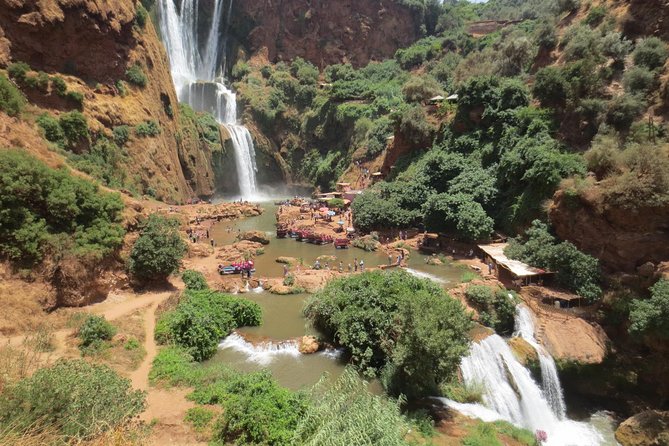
[{"left": 478, "top": 243, "right": 550, "bottom": 278}]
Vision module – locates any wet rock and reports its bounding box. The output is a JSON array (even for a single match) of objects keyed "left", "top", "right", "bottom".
[
  {"left": 237, "top": 230, "right": 270, "bottom": 245},
  {"left": 316, "top": 255, "right": 337, "bottom": 263},
  {"left": 508, "top": 337, "right": 539, "bottom": 366},
  {"left": 298, "top": 336, "right": 320, "bottom": 354},
  {"left": 637, "top": 262, "right": 656, "bottom": 278},
  {"left": 276, "top": 256, "right": 299, "bottom": 265},
  {"left": 426, "top": 256, "right": 443, "bottom": 266},
  {"left": 615, "top": 410, "right": 669, "bottom": 446}
]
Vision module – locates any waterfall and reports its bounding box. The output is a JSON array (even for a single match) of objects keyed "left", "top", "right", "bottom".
[
  {"left": 157, "top": 0, "right": 259, "bottom": 199},
  {"left": 514, "top": 305, "right": 567, "bottom": 419}
]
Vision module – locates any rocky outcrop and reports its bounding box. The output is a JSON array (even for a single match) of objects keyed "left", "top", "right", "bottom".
[
  {"left": 615, "top": 411, "right": 669, "bottom": 446},
  {"left": 0, "top": 0, "right": 226, "bottom": 202},
  {"left": 230, "top": 0, "right": 419, "bottom": 69},
  {"left": 237, "top": 230, "right": 270, "bottom": 245},
  {"left": 298, "top": 335, "right": 320, "bottom": 354},
  {"left": 548, "top": 189, "right": 669, "bottom": 273}
]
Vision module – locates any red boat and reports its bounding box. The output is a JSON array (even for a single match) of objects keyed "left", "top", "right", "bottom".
[
  {"left": 296, "top": 230, "right": 313, "bottom": 241},
  {"left": 310, "top": 233, "right": 333, "bottom": 245},
  {"left": 334, "top": 238, "right": 350, "bottom": 249}
]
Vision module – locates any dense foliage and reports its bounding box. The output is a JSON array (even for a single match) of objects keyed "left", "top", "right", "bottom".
[
  {"left": 629, "top": 279, "right": 669, "bottom": 339},
  {"left": 465, "top": 285, "right": 517, "bottom": 334},
  {"left": 0, "top": 73, "right": 25, "bottom": 117},
  {"left": 304, "top": 270, "right": 471, "bottom": 397},
  {"left": 0, "top": 360, "right": 145, "bottom": 440},
  {"left": 0, "top": 149, "right": 125, "bottom": 265},
  {"left": 156, "top": 288, "right": 262, "bottom": 361},
  {"left": 128, "top": 214, "right": 187, "bottom": 281},
  {"left": 506, "top": 220, "right": 602, "bottom": 302},
  {"left": 181, "top": 269, "right": 209, "bottom": 290},
  {"left": 78, "top": 315, "right": 116, "bottom": 350}
]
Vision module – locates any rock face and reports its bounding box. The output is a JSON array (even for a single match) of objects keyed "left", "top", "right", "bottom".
[
  {"left": 615, "top": 411, "right": 669, "bottom": 446},
  {"left": 231, "top": 0, "right": 420, "bottom": 69},
  {"left": 0, "top": 0, "right": 227, "bottom": 202},
  {"left": 549, "top": 189, "right": 669, "bottom": 273},
  {"left": 298, "top": 336, "right": 320, "bottom": 354}
]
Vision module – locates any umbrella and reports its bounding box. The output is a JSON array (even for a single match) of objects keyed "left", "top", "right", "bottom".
[
  {"left": 318, "top": 207, "right": 329, "bottom": 213},
  {"left": 337, "top": 220, "right": 345, "bottom": 225},
  {"left": 327, "top": 211, "right": 336, "bottom": 216}
]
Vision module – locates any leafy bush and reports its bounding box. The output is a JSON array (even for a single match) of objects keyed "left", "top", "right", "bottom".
[
  {"left": 182, "top": 270, "right": 208, "bottom": 290},
  {"left": 135, "top": 120, "right": 161, "bottom": 137},
  {"left": 69, "top": 137, "right": 128, "bottom": 188},
  {"left": 601, "top": 32, "right": 632, "bottom": 65},
  {"left": 584, "top": 6, "right": 606, "bottom": 27},
  {"left": 632, "top": 37, "right": 669, "bottom": 70},
  {"left": 112, "top": 125, "right": 130, "bottom": 146},
  {"left": 135, "top": 3, "right": 148, "bottom": 28},
  {"left": 0, "top": 74, "right": 25, "bottom": 117},
  {"left": 0, "top": 359, "right": 145, "bottom": 440},
  {"left": 629, "top": 279, "right": 669, "bottom": 339},
  {"left": 0, "top": 150, "right": 125, "bottom": 265},
  {"left": 506, "top": 220, "right": 601, "bottom": 302},
  {"left": 58, "top": 110, "right": 89, "bottom": 149},
  {"left": 423, "top": 193, "right": 494, "bottom": 242},
  {"left": 158, "top": 289, "right": 262, "bottom": 361},
  {"left": 128, "top": 214, "right": 187, "bottom": 281},
  {"left": 623, "top": 66, "right": 657, "bottom": 95},
  {"left": 51, "top": 76, "right": 67, "bottom": 95},
  {"left": 65, "top": 90, "right": 84, "bottom": 107},
  {"left": 294, "top": 368, "right": 409, "bottom": 445},
  {"left": 125, "top": 64, "right": 148, "bottom": 87},
  {"left": 402, "top": 74, "right": 443, "bottom": 103},
  {"left": 304, "top": 269, "right": 471, "bottom": 397},
  {"left": 465, "top": 286, "right": 517, "bottom": 334},
  {"left": 533, "top": 67, "right": 569, "bottom": 108},
  {"left": 185, "top": 406, "right": 215, "bottom": 431},
  {"left": 37, "top": 113, "right": 64, "bottom": 144},
  {"left": 201, "top": 371, "right": 307, "bottom": 445},
  {"left": 7, "top": 62, "right": 30, "bottom": 82},
  {"left": 605, "top": 94, "right": 645, "bottom": 132},
  {"left": 78, "top": 315, "right": 116, "bottom": 349}
]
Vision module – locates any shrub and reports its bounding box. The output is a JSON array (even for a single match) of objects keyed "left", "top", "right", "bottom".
[
  {"left": 605, "top": 94, "right": 645, "bottom": 132},
  {"left": 65, "top": 90, "right": 84, "bottom": 107},
  {"left": 0, "top": 359, "right": 145, "bottom": 440},
  {"left": 623, "top": 66, "right": 657, "bottom": 95},
  {"left": 135, "top": 120, "right": 161, "bottom": 137},
  {"left": 556, "top": 0, "right": 580, "bottom": 13},
  {"left": 35, "top": 71, "right": 50, "bottom": 92},
  {"left": 51, "top": 76, "right": 68, "bottom": 96},
  {"left": 204, "top": 371, "right": 307, "bottom": 445},
  {"left": 182, "top": 269, "right": 208, "bottom": 290},
  {"left": 78, "top": 315, "right": 116, "bottom": 348},
  {"left": 629, "top": 279, "right": 669, "bottom": 339},
  {"left": 633, "top": 37, "right": 669, "bottom": 70},
  {"left": 112, "top": 125, "right": 130, "bottom": 146},
  {"left": 402, "top": 74, "right": 443, "bottom": 103},
  {"left": 185, "top": 406, "right": 215, "bottom": 431},
  {"left": 0, "top": 150, "right": 125, "bottom": 265},
  {"left": 304, "top": 269, "right": 471, "bottom": 398},
  {"left": 158, "top": 289, "right": 261, "bottom": 361},
  {"left": 128, "top": 214, "right": 187, "bottom": 281},
  {"left": 0, "top": 74, "right": 25, "bottom": 117},
  {"left": 58, "top": 110, "right": 89, "bottom": 149},
  {"left": 602, "top": 32, "right": 633, "bottom": 65},
  {"left": 125, "top": 64, "right": 148, "bottom": 87},
  {"left": 584, "top": 6, "right": 606, "bottom": 27},
  {"left": 115, "top": 80, "right": 128, "bottom": 97},
  {"left": 465, "top": 286, "right": 517, "bottom": 334},
  {"left": 532, "top": 66, "right": 569, "bottom": 108},
  {"left": 7, "top": 62, "right": 30, "bottom": 82},
  {"left": 423, "top": 193, "right": 493, "bottom": 242},
  {"left": 293, "top": 368, "right": 409, "bottom": 445},
  {"left": 135, "top": 3, "right": 148, "bottom": 28}
]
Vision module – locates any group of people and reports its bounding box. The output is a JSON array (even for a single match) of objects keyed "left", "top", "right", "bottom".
[
  {"left": 186, "top": 227, "right": 216, "bottom": 247},
  {"left": 310, "top": 258, "right": 366, "bottom": 273},
  {"left": 388, "top": 252, "right": 404, "bottom": 266}
]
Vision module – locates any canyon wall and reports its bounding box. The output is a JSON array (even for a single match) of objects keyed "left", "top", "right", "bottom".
[
  {"left": 230, "top": 0, "right": 420, "bottom": 69},
  {"left": 0, "top": 0, "right": 229, "bottom": 203}
]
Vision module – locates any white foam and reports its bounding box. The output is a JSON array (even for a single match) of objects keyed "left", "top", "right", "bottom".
[
  {"left": 404, "top": 267, "right": 449, "bottom": 284},
  {"left": 218, "top": 333, "right": 301, "bottom": 366}
]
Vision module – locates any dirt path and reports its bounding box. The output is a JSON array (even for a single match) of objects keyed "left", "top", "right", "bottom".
[{"left": 130, "top": 297, "right": 164, "bottom": 390}]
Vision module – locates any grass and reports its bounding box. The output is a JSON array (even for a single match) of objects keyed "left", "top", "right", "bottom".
[{"left": 461, "top": 270, "right": 480, "bottom": 283}]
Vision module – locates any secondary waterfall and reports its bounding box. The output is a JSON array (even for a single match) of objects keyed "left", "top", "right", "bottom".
[
  {"left": 438, "top": 305, "right": 606, "bottom": 446},
  {"left": 157, "top": 0, "right": 259, "bottom": 199},
  {"left": 514, "top": 305, "right": 567, "bottom": 419}
]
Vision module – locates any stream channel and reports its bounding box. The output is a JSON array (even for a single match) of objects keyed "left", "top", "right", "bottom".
[{"left": 207, "top": 201, "right": 618, "bottom": 445}]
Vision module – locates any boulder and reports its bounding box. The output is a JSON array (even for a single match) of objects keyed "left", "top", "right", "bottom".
[
  {"left": 615, "top": 411, "right": 669, "bottom": 446},
  {"left": 508, "top": 337, "right": 539, "bottom": 366},
  {"left": 237, "top": 230, "right": 270, "bottom": 245},
  {"left": 426, "top": 256, "right": 443, "bottom": 266},
  {"left": 276, "top": 256, "right": 299, "bottom": 265},
  {"left": 298, "top": 336, "right": 320, "bottom": 354}
]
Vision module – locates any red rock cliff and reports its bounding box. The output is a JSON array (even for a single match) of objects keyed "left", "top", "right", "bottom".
[{"left": 233, "top": 0, "right": 419, "bottom": 68}]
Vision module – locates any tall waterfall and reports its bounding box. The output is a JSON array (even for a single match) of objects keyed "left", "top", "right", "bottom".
[
  {"left": 157, "top": 0, "right": 259, "bottom": 199},
  {"left": 438, "top": 306, "right": 606, "bottom": 446},
  {"left": 514, "top": 305, "right": 567, "bottom": 419}
]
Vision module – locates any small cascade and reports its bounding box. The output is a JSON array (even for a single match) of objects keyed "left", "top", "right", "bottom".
[
  {"left": 404, "top": 267, "right": 449, "bottom": 284},
  {"left": 219, "top": 333, "right": 301, "bottom": 366},
  {"left": 157, "top": 0, "right": 259, "bottom": 199},
  {"left": 514, "top": 306, "right": 567, "bottom": 419},
  {"left": 443, "top": 332, "right": 604, "bottom": 446}
]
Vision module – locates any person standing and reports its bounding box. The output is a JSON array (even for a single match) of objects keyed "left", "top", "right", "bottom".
[
  {"left": 354, "top": 258, "right": 358, "bottom": 272},
  {"left": 359, "top": 259, "right": 365, "bottom": 272},
  {"left": 283, "top": 264, "right": 289, "bottom": 277}
]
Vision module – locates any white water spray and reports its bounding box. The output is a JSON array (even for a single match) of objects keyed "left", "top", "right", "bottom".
[
  {"left": 158, "top": 0, "right": 259, "bottom": 199},
  {"left": 514, "top": 305, "right": 567, "bottom": 419}
]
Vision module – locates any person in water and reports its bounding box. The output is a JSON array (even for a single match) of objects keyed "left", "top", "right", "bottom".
[
  {"left": 359, "top": 259, "right": 364, "bottom": 272},
  {"left": 314, "top": 259, "right": 321, "bottom": 270},
  {"left": 354, "top": 258, "right": 358, "bottom": 272}
]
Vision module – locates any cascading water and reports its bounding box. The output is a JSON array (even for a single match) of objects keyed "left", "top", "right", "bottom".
[
  {"left": 514, "top": 305, "right": 567, "bottom": 419},
  {"left": 158, "top": 0, "right": 259, "bottom": 199},
  {"left": 438, "top": 305, "right": 607, "bottom": 446}
]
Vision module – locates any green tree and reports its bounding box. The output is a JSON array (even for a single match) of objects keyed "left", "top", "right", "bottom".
[
  {"left": 0, "top": 74, "right": 26, "bottom": 117},
  {"left": 304, "top": 270, "right": 471, "bottom": 397},
  {"left": 629, "top": 279, "right": 669, "bottom": 339},
  {"left": 422, "top": 193, "right": 493, "bottom": 242},
  {"left": 0, "top": 360, "right": 145, "bottom": 440},
  {"left": 58, "top": 111, "right": 89, "bottom": 149},
  {"left": 128, "top": 214, "right": 187, "bottom": 281},
  {"left": 533, "top": 67, "right": 569, "bottom": 108},
  {"left": 182, "top": 269, "right": 208, "bottom": 290},
  {"left": 632, "top": 37, "right": 669, "bottom": 70},
  {"left": 78, "top": 315, "right": 116, "bottom": 349}
]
